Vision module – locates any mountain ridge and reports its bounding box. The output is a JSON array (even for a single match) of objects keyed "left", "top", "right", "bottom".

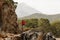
[
  {"left": 16, "top": 3, "right": 41, "bottom": 18},
  {"left": 20, "top": 13, "right": 60, "bottom": 22}
]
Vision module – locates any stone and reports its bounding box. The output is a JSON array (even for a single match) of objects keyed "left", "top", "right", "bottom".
[{"left": 0, "top": 0, "right": 19, "bottom": 34}]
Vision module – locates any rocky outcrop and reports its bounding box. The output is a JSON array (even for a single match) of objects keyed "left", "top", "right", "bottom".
[
  {"left": 0, "top": 32, "right": 21, "bottom": 40},
  {"left": 0, "top": 0, "right": 19, "bottom": 34},
  {"left": 0, "top": 30, "right": 56, "bottom": 40}
]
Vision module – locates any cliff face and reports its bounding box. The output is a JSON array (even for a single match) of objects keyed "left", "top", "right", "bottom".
[{"left": 0, "top": 0, "right": 19, "bottom": 34}]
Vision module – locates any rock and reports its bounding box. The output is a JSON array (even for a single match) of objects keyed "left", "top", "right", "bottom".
[
  {"left": 0, "top": 38, "right": 4, "bottom": 40},
  {"left": 19, "top": 30, "right": 44, "bottom": 40},
  {"left": 0, "top": 0, "right": 19, "bottom": 34}
]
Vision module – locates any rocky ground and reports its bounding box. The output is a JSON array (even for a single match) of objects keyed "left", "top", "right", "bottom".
[
  {"left": 0, "top": 32, "right": 59, "bottom": 40},
  {"left": 0, "top": 30, "right": 58, "bottom": 40},
  {"left": 56, "top": 38, "right": 60, "bottom": 40}
]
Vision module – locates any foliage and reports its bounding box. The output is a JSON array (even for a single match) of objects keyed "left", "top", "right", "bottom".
[
  {"left": 18, "top": 18, "right": 60, "bottom": 37},
  {"left": 38, "top": 18, "right": 51, "bottom": 32},
  {"left": 25, "top": 19, "right": 38, "bottom": 28},
  {"left": 51, "top": 21, "right": 60, "bottom": 37}
]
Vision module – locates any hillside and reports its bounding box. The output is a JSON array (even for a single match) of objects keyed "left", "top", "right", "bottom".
[{"left": 20, "top": 13, "right": 60, "bottom": 22}]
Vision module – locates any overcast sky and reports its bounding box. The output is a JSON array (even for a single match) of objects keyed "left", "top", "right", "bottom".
[{"left": 14, "top": 0, "right": 60, "bottom": 15}]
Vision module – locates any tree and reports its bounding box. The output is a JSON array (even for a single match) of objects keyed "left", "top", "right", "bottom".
[
  {"left": 30, "top": 19, "right": 38, "bottom": 28},
  {"left": 38, "top": 18, "right": 51, "bottom": 32},
  {"left": 51, "top": 21, "right": 60, "bottom": 37},
  {"left": 25, "top": 19, "right": 38, "bottom": 28}
]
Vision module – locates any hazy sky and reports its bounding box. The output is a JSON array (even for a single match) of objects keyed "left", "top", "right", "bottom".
[{"left": 14, "top": 0, "right": 60, "bottom": 15}]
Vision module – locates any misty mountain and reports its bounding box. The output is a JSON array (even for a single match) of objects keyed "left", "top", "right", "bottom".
[
  {"left": 16, "top": 3, "right": 40, "bottom": 18},
  {"left": 16, "top": 3, "right": 60, "bottom": 22}
]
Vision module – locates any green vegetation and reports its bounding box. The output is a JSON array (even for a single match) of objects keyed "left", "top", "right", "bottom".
[
  {"left": 25, "top": 19, "right": 38, "bottom": 28},
  {"left": 38, "top": 18, "right": 51, "bottom": 32},
  {"left": 18, "top": 18, "right": 60, "bottom": 37},
  {"left": 51, "top": 21, "right": 60, "bottom": 37}
]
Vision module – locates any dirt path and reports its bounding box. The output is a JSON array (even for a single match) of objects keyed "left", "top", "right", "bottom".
[{"left": 56, "top": 38, "right": 60, "bottom": 40}]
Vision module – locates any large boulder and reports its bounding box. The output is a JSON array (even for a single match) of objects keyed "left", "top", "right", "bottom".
[
  {"left": 19, "top": 30, "right": 44, "bottom": 40},
  {"left": 0, "top": 0, "right": 19, "bottom": 34}
]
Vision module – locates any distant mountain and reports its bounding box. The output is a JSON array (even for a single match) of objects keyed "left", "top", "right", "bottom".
[
  {"left": 16, "top": 3, "right": 40, "bottom": 18},
  {"left": 16, "top": 3, "right": 60, "bottom": 22},
  {"left": 21, "top": 13, "right": 60, "bottom": 22}
]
